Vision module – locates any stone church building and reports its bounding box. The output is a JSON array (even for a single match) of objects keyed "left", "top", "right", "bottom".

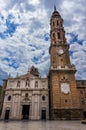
[
  {"left": 0, "top": 7, "right": 86, "bottom": 120},
  {"left": 1, "top": 66, "right": 49, "bottom": 120}
]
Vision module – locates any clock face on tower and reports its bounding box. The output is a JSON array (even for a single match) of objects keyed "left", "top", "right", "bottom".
[
  {"left": 58, "top": 48, "right": 64, "bottom": 55},
  {"left": 61, "top": 83, "right": 70, "bottom": 94}
]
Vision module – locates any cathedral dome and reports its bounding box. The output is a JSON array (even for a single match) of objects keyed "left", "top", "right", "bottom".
[{"left": 51, "top": 6, "right": 61, "bottom": 18}]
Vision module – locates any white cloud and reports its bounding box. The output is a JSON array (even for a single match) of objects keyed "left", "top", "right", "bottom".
[
  {"left": 70, "top": 43, "right": 82, "bottom": 52},
  {"left": 0, "top": 0, "right": 86, "bottom": 81},
  {"left": 29, "top": 0, "right": 40, "bottom": 5},
  {"left": 61, "top": 0, "right": 86, "bottom": 40}
]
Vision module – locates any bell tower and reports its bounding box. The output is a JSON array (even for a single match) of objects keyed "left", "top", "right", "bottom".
[{"left": 49, "top": 6, "right": 82, "bottom": 119}]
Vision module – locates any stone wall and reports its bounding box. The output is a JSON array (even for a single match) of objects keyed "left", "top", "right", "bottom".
[{"left": 50, "top": 109, "right": 83, "bottom": 120}]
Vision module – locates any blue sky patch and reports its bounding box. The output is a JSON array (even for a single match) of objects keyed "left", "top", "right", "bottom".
[
  {"left": 32, "top": 56, "right": 39, "bottom": 64},
  {"left": 32, "top": 51, "right": 45, "bottom": 64},
  {"left": 44, "top": 33, "right": 50, "bottom": 41},
  {"left": 67, "top": 33, "right": 83, "bottom": 45},
  {"left": 3, "top": 57, "right": 19, "bottom": 69},
  {"left": 69, "top": 50, "right": 74, "bottom": 56},
  {"left": 0, "top": 14, "right": 19, "bottom": 39}
]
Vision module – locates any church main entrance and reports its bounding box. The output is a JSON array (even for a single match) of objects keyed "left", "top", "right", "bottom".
[{"left": 22, "top": 105, "right": 30, "bottom": 120}]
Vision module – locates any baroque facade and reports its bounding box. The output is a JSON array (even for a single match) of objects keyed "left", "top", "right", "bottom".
[
  {"left": 0, "top": 7, "right": 86, "bottom": 120},
  {"left": 1, "top": 66, "right": 49, "bottom": 120}
]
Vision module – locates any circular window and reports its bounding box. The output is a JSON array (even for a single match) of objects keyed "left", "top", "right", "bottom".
[
  {"left": 8, "top": 96, "right": 11, "bottom": 101},
  {"left": 42, "top": 96, "right": 46, "bottom": 101}
]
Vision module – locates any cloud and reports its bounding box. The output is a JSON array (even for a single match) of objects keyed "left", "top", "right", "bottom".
[
  {"left": 0, "top": 0, "right": 86, "bottom": 85},
  {"left": 70, "top": 41, "right": 86, "bottom": 79}
]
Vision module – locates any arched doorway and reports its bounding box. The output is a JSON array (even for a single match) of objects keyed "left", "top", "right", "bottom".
[{"left": 4, "top": 109, "right": 10, "bottom": 120}]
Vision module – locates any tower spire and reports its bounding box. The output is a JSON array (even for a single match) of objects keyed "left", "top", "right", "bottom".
[{"left": 54, "top": 5, "right": 56, "bottom": 11}]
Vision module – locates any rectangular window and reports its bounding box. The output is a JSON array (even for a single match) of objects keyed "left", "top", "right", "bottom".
[
  {"left": 57, "top": 20, "right": 59, "bottom": 25},
  {"left": 65, "top": 99, "right": 68, "bottom": 103},
  {"left": 58, "top": 32, "right": 60, "bottom": 39},
  {"left": 53, "top": 33, "right": 55, "bottom": 38},
  {"left": 25, "top": 93, "right": 28, "bottom": 97}
]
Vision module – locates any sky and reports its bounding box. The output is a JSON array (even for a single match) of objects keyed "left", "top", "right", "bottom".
[{"left": 0, "top": 0, "right": 86, "bottom": 85}]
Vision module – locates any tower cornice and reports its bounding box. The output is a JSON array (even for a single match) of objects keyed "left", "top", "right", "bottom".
[
  {"left": 49, "top": 44, "right": 69, "bottom": 54},
  {"left": 49, "top": 67, "right": 76, "bottom": 73}
]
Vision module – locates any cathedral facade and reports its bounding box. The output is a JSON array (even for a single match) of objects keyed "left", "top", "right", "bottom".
[
  {"left": 0, "top": 7, "right": 86, "bottom": 120},
  {"left": 1, "top": 66, "right": 49, "bottom": 120}
]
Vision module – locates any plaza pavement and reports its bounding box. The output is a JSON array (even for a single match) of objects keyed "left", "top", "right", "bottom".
[{"left": 0, "top": 120, "right": 86, "bottom": 130}]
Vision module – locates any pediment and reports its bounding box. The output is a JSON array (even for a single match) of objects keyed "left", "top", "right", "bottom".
[
  {"left": 8, "top": 71, "right": 40, "bottom": 82},
  {"left": 13, "top": 72, "right": 40, "bottom": 80}
]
